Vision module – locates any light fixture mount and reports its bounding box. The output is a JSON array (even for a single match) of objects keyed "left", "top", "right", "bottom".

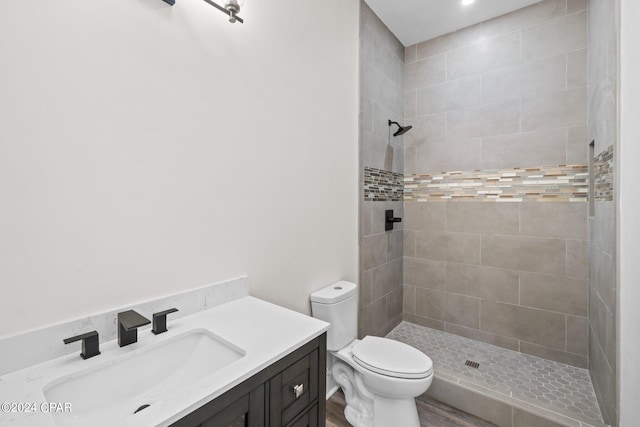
[{"left": 162, "top": 0, "right": 244, "bottom": 24}]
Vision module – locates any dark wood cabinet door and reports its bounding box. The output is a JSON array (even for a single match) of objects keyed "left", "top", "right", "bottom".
[{"left": 200, "top": 383, "right": 264, "bottom": 427}]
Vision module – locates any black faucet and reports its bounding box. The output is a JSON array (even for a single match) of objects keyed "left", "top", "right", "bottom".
[
  {"left": 63, "top": 331, "right": 101, "bottom": 359},
  {"left": 118, "top": 310, "right": 151, "bottom": 347},
  {"left": 152, "top": 308, "right": 179, "bottom": 335}
]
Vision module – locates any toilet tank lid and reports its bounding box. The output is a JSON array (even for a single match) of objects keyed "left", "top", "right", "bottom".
[{"left": 310, "top": 281, "right": 357, "bottom": 304}]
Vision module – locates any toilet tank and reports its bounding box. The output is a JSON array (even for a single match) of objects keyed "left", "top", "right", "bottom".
[{"left": 310, "top": 281, "right": 358, "bottom": 351}]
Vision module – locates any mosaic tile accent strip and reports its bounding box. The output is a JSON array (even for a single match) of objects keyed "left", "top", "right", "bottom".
[
  {"left": 388, "top": 322, "right": 606, "bottom": 427},
  {"left": 403, "top": 164, "right": 589, "bottom": 202},
  {"left": 364, "top": 166, "right": 403, "bottom": 201},
  {"left": 594, "top": 145, "right": 614, "bottom": 202}
]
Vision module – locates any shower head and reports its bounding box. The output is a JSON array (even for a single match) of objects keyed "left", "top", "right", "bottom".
[{"left": 388, "top": 120, "right": 413, "bottom": 137}]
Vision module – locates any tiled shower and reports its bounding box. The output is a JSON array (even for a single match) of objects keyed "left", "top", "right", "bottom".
[{"left": 359, "top": 0, "right": 617, "bottom": 425}]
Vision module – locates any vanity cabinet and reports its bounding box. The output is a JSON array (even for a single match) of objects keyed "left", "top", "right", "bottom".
[{"left": 170, "top": 333, "right": 326, "bottom": 427}]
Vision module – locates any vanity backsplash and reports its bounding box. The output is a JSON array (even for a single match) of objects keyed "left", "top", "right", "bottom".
[{"left": 0, "top": 276, "right": 249, "bottom": 375}]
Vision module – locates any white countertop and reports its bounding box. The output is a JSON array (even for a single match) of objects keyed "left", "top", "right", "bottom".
[{"left": 0, "top": 296, "right": 329, "bottom": 426}]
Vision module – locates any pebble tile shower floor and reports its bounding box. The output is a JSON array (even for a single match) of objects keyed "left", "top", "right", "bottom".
[{"left": 387, "top": 322, "right": 606, "bottom": 426}]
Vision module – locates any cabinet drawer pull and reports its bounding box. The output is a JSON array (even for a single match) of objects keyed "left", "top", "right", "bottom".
[{"left": 292, "top": 384, "right": 304, "bottom": 398}]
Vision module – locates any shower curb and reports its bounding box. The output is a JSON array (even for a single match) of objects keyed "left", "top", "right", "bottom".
[{"left": 423, "top": 372, "right": 610, "bottom": 427}]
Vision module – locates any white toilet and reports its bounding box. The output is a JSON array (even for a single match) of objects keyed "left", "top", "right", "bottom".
[{"left": 310, "top": 281, "right": 433, "bottom": 427}]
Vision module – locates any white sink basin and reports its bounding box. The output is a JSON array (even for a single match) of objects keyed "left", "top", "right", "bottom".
[{"left": 43, "top": 329, "right": 245, "bottom": 427}]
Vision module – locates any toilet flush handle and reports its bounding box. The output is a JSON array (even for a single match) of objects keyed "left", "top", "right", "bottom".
[{"left": 293, "top": 383, "right": 304, "bottom": 398}]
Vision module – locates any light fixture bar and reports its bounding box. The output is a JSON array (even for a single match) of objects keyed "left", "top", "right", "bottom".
[
  {"left": 161, "top": 0, "right": 244, "bottom": 24},
  {"left": 202, "top": 0, "right": 244, "bottom": 23}
]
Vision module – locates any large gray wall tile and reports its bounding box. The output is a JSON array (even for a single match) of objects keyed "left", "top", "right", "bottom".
[
  {"left": 403, "top": 284, "right": 416, "bottom": 314},
  {"left": 521, "top": 11, "right": 587, "bottom": 62},
  {"left": 448, "top": 100, "right": 520, "bottom": 140},
  {"left": 405, "top": 54, "right": 446, "bottom": 90},
  {"left": 480, "top": 300, "right": 566, "bottom": 349},
  {"left": 567, "top": 315, "right": 588, "bottom": 356},
  {"left": 566, "top": 239, "right": 588, "bottom": 279},
  {"left": 567, "top": 125, "right": 588, "bottom": 164},
  {"left": 386, "top": 286, "right": 403, "bottom": 321},
  {"left": 360, "top": 201, "right": 372, "bottom": 237},
  {"left": 481, "top": 129, "right": 567, "bottom": 169},
  {"left": 362, "top": 233, "right": 386, "bottom": 271},
  {"left": 567, "top": 0, "right": 588, "bottom": 13},
  {"left": 387, "top": 230, "right": 403, "bottom": 261},
  {"left": 589, "top": 287, "right": 616, "bottom": 369},
  {"left": 591, "top": 246, "right": 615, "bottom": 310},
  {"left": 481, "top": 0, "right": 566, "bottom": 40},
  {"left": 403, "top": 257, "right": 446, "bottom": 290},
  {"left": 360, "top": 297, "right": 387, "bottom": 338},
  {"left": 360, "top": 269, "right": 372, "bottom": 309},
  {"left": 520, "top": 272, "right": 588, "bottom": 316},
  {"left": 520, "top": 203, "right": 587, "bottom": 239},
  {"left": 415, "top": 287, "right": 445, "bottom": 320},
  {"left": 592, "top": 201, "right": 615, "bottom": 256},
  {"left": 481, "top": 235, "right": 566, "bottom": 275},
  {"left": 447, "top": 33, "right": 520, "bottom": 80},
  {"left": 405, "top": 90, "right": 417, "bottom": 119},
  {"left": 444, "top": 293, "right": 480, "bottom": 329},
  {"left": 371, "top": 259, "right": 402, "bottom": 300},
  {"left": 521, "top": 87, "right": 587, "bottom": 132},
  {"left": 445, "top": 75, "right": 483, "bottom": 111},
  {"left": 519, "top": 54, "right": 567, "bottom": 97},
  {"left": 416, "top": 83, "right": 446, "bottom": 116},
  {"left": 403, "top": 230, "right": 416, "bottom": 257},
  {"left": 567, "top": 49, "right": 588, "bottom": 88},
  {"left": 416, "top": 231, "right": 481, "bottom": 264},
  {"left": 481, "top": 64, "right": 520, "bottom": 105},
  {"left": 404, "top": 146, "right": 417, "bottom": 175},
  {"left": 589, "top": 325, "right": 615, "bottom": 424},
  {"left": 404, "top": 114, "right": 447, "bottom": 146},
  {"left": 404, "top": 202, "right": 446, "bottom": 230},
  {"left": 416, "top": 138, "right": 483, "bottom": 172},
  {"left": 446, "top": 202, "right": 519, "bottom": 235},
  {"left": 361, "top": 130, "right": 387, "bottom": 170},
  {"left": 446, "top": 263, "right": 519, "bottom": 304}
]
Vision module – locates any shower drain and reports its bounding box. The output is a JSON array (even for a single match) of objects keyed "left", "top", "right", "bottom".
[{"left": 465, "top": 360, "right": 480, "bottom": 369}]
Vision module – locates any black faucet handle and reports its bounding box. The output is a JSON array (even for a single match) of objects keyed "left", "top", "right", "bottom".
[
  {"left": 152, "top": 308, "right": 179, "bottom": 335},
  {"left": 63, "top": 331, "right": 101, "bottom": 359}
]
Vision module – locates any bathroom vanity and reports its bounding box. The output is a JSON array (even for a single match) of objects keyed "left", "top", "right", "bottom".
[
  {"left": 172, "top": 333, "right": 325, "bottom": 427},
  {"left": 0, "top": 287, "right": 329, "bottom": 427}
]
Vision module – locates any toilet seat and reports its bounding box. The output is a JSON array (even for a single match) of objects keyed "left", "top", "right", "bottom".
[{"left": 352, "top": 336, "right": 433, "bottom": 379}]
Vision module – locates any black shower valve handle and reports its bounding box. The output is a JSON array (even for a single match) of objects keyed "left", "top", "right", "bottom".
[{"left": 385, "top": 209, "right": 402, "bottom": 231}]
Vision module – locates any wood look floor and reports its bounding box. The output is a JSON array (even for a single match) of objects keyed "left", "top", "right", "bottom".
[{"left": 326, "top": 390, "right": 498, "bottom": 427}]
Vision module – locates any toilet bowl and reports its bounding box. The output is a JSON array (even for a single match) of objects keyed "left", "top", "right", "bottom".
[{"left": 310, "top": 281, "right": 433, "bottom": 427}]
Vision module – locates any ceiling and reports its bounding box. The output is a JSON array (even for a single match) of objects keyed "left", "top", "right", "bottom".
[{"left": 364, "top": 0, "right": 544, "bottom": 46}]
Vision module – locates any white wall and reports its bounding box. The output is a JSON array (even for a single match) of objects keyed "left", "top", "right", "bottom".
[
  {"left": 0, "top": 0, "right": 359, "bottom": 337},
  {"left": 618, "top": 0, "right": 640, "bottom": 425}
]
